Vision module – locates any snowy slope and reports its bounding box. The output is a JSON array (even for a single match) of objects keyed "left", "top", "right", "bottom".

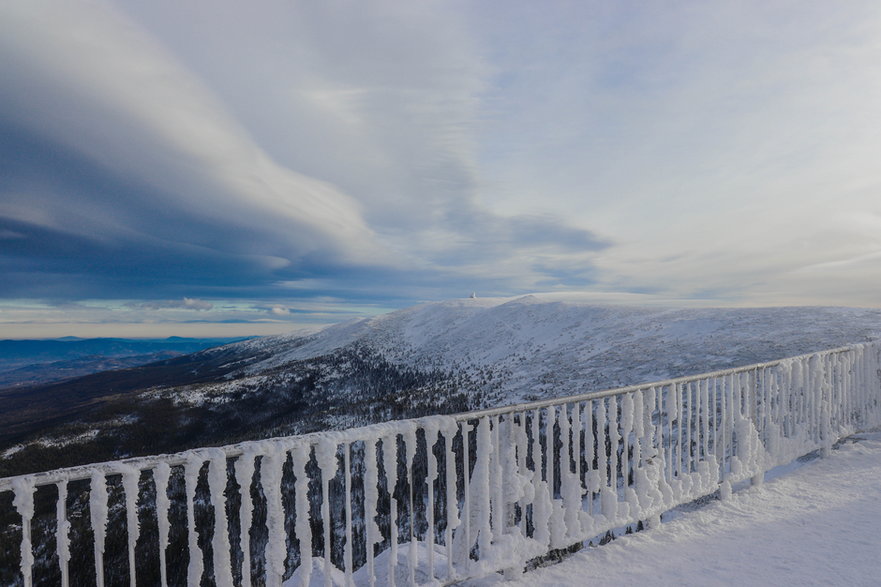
[{"left": 225, "top": 294, "right": 881, "bottom": 407}]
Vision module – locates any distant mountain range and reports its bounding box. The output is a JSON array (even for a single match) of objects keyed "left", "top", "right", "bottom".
[
  {"left": 0, "top": 336, "right": 251, "bottom": 388},
  {"left": 3, "top": 295, "right": 881, "bottom": 477}
]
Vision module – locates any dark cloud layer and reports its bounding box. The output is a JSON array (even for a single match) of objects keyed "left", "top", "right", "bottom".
[{"left": 0, "top": 0, "right": 609, "bottom": 327}]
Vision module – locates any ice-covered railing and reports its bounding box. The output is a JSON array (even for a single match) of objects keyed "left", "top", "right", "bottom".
[{"left": 2, "top": 342, "right": 881, "bottom": 586}]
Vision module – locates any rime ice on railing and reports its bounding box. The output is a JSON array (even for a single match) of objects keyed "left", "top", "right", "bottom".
[{"left": 1, "top": 343, "right": 880, "bottom": 586}]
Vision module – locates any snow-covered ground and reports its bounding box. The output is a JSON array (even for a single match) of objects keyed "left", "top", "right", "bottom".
[{"left": 470, "top": 431, "right": 881, "bottom": 587}]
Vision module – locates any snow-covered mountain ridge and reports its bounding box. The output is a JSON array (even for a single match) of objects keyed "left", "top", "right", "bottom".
[{"left": 226, "top": 294, "right": 881, "bottom": 405}]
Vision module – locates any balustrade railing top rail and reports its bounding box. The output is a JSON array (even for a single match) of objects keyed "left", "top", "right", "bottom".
[
  {"left": 2, "top": 341, "right": 880, "bottom": 586},
  {"left": 0, "top": 343, "right": 859, "bottom": 493}
]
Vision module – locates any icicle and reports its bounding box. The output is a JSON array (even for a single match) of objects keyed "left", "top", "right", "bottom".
[
  {"left": 701, "top": 380, "right": 710, "bottom": 461},
  {"left": 666, "top": 385, "right": 677, "bottom": 480},
  {"left": 838, "top": 355, "right": 847, "bottom": 430},
  {"left": 381, "top": 434, "right": 399, "bottom": 587},
  {"left": 644, "top": 387, "right": 657, "bottom": 464},
  {"left": 490, "top": 416, "right": 504, "bottom": 540},
  {"left": 544, "top": 406, "right": 567, "bottom": 547},
  {"left": 758, "top": 368, "right": 768, "bottom": 451},
  {"left": 731, "top": 373, "right": 740, "bottom": 465},
  {"left": 621, "top": 393, "right": 639, "bottom": 517},
  {"left": 514, "top": 413, "right": 532, "bottom": 537},
  {"left": 785, "top": 362, "right": 795, "bottom": 441},
  {"left": 290, "top": 444, "right": 312, "bottom": 587},
  {"left": 685, "top": 383, "right": 693, "bottom": 474},
  {"left": 402, "top": 428, "right": 418, "bottom": 587},
  {"left": 544, "top": 406, "right": 554, "bottom": 492},
  {"left": 572, "top": 403, "right": 582, "bottom": 502},
  {"left": 675, "top": 384, "right": 683, "bottom": 478},
  {"left": 634, "top": 388, "right": 661, "bottom": 514},
  {"left": 56, "top": 480, "right": 71, "bottom": 587},
  {"left": 559, "top": 405, "right": 579, "bottom": 539},
  {"left": 503, "top": 415, "right": 524, "bottom": 505},
  {"left": 605, "top": 397, "right": 619, "bottom": 522},
  {"left": 234, "top": 452, "right": 256, "bottom": 587},
  {"left": 465, "top": 417, "right": 492, "bottom": 560},
  {"left": 12, "top": 477, "right": 35, "bottom": 587},
  {"left": 89, "top": 471, "right": 110, "bottom": 587},
  {"left": 344, "top": 443, "right": 354, "bottom": 587},
  {"left": 531, "top": 409, "right": 550, "bottom": 546},
  {"left": 459, "top": 421, "right": 471, "bottom": 566},
  {"left": 262, "top": 445, "right": 287, "bottom": 587},
  {"left": 621, "top": 394, "right": 634, "bottom": 489},
  {"left": 768, "top": 367, "right": 778, "bottom": 458},
  {"left": 842, "top": 353, "right": 848, "bottom": 429},
  {"left": 153, "top": 463, "right": 172, "bottom": 587},
  {"left": 719, "top": 377, "right": 730, "bottom": 499},
  {"left": 609, "top": 395, "right": 619, "bottom": 488},
  {"left": 120, "top": 465, "right": 141, "bottom": 586},
  {"left": 206, "top": 451, "right": 234, "bottom": 587},
  {"left": 315, "top": 439, "right": 338, "bottom": 587},
  {"left": 424, "top": 422, "right": 440, "bottom": 583},
  {"left": 821, "top": 356, "right": 833, "bottom": 452},
  {"left": 594, "top": 398, "right": 609, "bottom": 517},
  {"left": 632, "top": 391, "right": 644, "bottom": 469},
  {"left": 443, "top": 423, "right": 460, "bottom": 580},
  {"left": 710, "top": 377, "right": 719, "bottom": 463},
  {"left": 184, "top": 456, "right": 204, "bottom": 587},
  {"left": 361, "top": 439, "right": 379, "bottom": 587},
  {"left": 584, "top": 402, "right": 598, "bottom": 517}
]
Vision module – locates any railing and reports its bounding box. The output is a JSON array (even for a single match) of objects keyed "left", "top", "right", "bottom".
[{"left": 1, "top": 342, "right": 880, "bottom": 586}]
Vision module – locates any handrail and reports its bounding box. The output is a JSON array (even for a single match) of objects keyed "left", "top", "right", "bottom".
[
  {"left": 1, "top": 344, "right": 855, "bottom": 492},
  {"left": 1, "top": 341, "right": 879, "bottom": 586},
  {"left": 0, "top": 418, "right": 428, "bottom": 492},
  {"left": 452, "top": 344, "right": 857, "bottom": 421}
]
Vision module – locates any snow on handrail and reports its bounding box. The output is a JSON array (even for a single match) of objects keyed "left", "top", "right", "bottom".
[
  {"left": 452, "top": 344, "right": 859, "bottom": 422},
  {"left": 1, "top": 342, "right": 880, "bottom": 585}
]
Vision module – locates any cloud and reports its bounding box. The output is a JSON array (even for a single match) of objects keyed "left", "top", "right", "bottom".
[
  {"left": 253, "top": 304, "right": 292, "bottom": 317},
  {"left": 0, "top": 229, "right": 24, "bottom": 240},
  {"left": 0, "top": 1, "right": 387, "bottom": 291},
  {"left": 0, "top": 0, "right": 606, "bottom": 309},
  {"left": 133, "top": 298, "right": 214, "bottom": 311},
  {"left": 5, "top": 0, "right": 880, "bottom": 339},
  {"left": 469, "top": 0, "right": 881, "bottom": 305}
]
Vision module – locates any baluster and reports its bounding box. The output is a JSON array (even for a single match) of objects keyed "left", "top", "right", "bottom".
[
  {"left": 443, "top": 425, "right": 458, "bottom": 581},
  {"left": 381, "top": 434, "right": 399, "bottom": 587},
  {"left": 12, "top": 478, "right": 35, "bottom": 587},
  {"left": 153, "top": 463, "right": 172, "bottom": 587},
  {"left": 315, "top": 441, "right": 336, "bottom": 587},
  {"left": 348, "top": 442, "right": 366, "bottom": 587},
  {"left": 584, "top": 401, "right": 596, "bottom": 518},
  {"left": 91, "top": 471, "right": 109, "bottom": 587},
  {"left": 462, "top": 422, "right": 471, "bottom": 564},
  {"left": 344, "top": 442, "right": 354, "bottom": 587},
  {"left": 424, "top": 424, "right": 440, "bottom": 584},
  {"left": 234, "top": 453, "right": 256, "bottom": 587},
  {"left": 207, "top": 452, "right": 233, "bottom": 587},
  {"left": 121, "top": 466, "right": 141, "bottom": 587},
  {"left": 404, "top": 429, "right": 417, "bottom": 587},
  {"left": 56, "top": 480, "right": 70, "bottom": 587}
]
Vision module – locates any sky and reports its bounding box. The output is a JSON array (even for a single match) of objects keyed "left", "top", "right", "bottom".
[{"left": 2, "top": 1, "right": 881, "bottom": 338}]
